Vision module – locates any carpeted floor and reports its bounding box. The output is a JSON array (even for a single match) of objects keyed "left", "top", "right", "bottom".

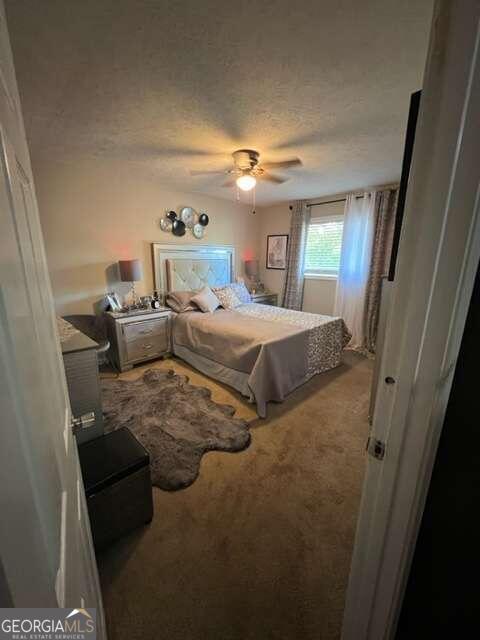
[{"left": 97, "top": 351, "right": 372, "bottom": 640}]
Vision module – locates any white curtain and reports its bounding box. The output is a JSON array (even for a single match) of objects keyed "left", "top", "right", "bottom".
[{"left": 334, "top": 192, "right": 376, "bottom": 350}]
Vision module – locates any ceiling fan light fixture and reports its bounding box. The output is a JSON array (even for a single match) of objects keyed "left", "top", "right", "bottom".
[{"left": 236, "top": 173, "right": 256, "bottom": 191}]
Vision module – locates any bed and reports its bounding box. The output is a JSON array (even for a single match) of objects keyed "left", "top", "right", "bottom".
[{"left": 152, "top": 243, "right": 350, "bottom": 417}]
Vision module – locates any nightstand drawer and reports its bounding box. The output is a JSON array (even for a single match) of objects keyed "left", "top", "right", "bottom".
[
  {"left": 126, "top": 333, "right": 169, "bottom": 362},
  {"left": 123, "top": 316, "right": 168, "bottom": 342}
]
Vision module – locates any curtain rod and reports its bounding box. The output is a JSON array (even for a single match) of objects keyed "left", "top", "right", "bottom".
[
  {"left": 307, "top": 197, "right": 358, "bottom": 207},
  {"left": 305, "top": 183, "right": 399, "bottom": 208}
]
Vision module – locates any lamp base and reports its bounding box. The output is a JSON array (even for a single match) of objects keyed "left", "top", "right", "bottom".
[
  {"left": 248, "top": 279, "right": 264, "bottom": 295},
  {"left": 130, "top": 282, "right": 139, "bottom": 307}
]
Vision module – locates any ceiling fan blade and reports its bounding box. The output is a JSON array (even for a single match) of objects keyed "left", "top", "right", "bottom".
[
  {"left": 260, "top": 172, "right": 288, "bottom": 184},
  {"left": 222, "top": 178, "right": 236, "bottom": 187},
  {"left": 190, "top": 169, "right": 228, "bottom": 176},
  {"left": 261, "top": 158, "right": 302, "bottom": 169}
]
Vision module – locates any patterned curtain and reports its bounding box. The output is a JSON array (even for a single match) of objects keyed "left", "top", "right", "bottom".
[
  {"left": 281, "top": 200, "right": 310, "bottom": 310},
  {"left": 364, "top": 188, "right": 399, "bottom": 353}
]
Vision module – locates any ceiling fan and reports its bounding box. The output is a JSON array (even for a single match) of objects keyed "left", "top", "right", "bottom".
[{"left": 190, "top": 149, "right": 302, "bottom": 191}]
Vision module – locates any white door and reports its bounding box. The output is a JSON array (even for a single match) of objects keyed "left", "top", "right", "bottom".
[
  {"left": 342, "top": 1, "right": 480, "bottom": 638},
  {"left": 0, "top": 2, "right": 105, "bottom": 630}
]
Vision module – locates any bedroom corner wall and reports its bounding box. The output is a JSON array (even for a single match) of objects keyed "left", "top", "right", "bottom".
[
  {"left": 33, "top": 157, "right": 258, "bottom": 315},
  {"left": 257, "top": 201, "right": 342, "bottom": 315}
]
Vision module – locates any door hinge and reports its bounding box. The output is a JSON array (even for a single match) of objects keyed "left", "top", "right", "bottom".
[
  {"left": 71, "top": 411, "right": 95, "bottom": 435},
  {"left": 366, "top": 436, "right": 386, "bottom": 461}
]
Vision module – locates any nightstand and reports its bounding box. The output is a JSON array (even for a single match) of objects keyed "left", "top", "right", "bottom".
[
  {"left": 250, "top": 292, "right": 278, "bottom": 306},
  {"left": 105, "top": 308, "right": 172, "bottom": 372}
]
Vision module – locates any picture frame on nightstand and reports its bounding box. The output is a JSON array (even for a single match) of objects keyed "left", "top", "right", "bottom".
[{"left": 105, "top": 292, "right": 122, "bottom": 311}]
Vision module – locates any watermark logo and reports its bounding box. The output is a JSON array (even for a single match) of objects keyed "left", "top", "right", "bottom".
[{"left": 0, "top": 608, "right": 96, "bottom": 640}]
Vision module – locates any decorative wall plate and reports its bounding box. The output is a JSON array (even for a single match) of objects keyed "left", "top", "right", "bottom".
[
  {"left": 159, "top": 207, "right": 209, "bottom": 238},
  {"left": 192, "top": 223, "right": 204, "bottom": 239},
  {"left": 180, "top": 206, "right": 197, "bottom": 229},
  {"left": 172, "top": 219, "right": 186, "bottom": 236},
  {"left": 160, "top": 218, "right": 172, "bottom": 232}
]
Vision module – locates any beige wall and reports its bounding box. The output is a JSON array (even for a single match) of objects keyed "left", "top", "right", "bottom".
[
  {"left": 34, "top": 152, "right": 347, "bottom": 318},
  {"left": 34, "top": 157, "right": 258, "bottom": 314},
  {"left": 257, "top": 199, "right": 344, "bottom": 315}
]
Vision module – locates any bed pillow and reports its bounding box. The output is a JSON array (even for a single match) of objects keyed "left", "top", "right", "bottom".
[
  {"left": 190, "top": 286, "right": 220, "bottom": 313},
  {"left": 230, "top": 282, "right": 252, "bottom": 304},
  {"left": 166, "top": 290, "right": 197, "bottom": 313},
  {"left": 214, "top": 285, "right": 243, "bottom": 310}
]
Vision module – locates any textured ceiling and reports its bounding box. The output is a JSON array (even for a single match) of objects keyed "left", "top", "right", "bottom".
[{"left": 6, "top": 0, "right": 433, "bottom": 205}]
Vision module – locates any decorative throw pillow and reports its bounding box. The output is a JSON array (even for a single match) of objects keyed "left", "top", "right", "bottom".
[
  {"left": 166, "top": 290, "right": 197, "bottom": 313},
  {"left": 214, "top": 286, "right": 243, "bottom": 310},
  {"left": 230, "top": 282, "right": 251, "bottom": 304},
  {"left": 190, "top": 286, "right": 221, "bottom": 313}
]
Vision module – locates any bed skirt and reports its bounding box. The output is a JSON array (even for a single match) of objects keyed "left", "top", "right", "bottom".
[{"left": 172, "top": 342, "right": 260, "bottom": 410}]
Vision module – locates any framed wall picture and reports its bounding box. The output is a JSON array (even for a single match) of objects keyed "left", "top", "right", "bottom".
[{"left": 266, "top": 234, "right": 289, "bottom": 270}]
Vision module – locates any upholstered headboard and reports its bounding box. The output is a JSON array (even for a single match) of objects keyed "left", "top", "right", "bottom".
[{"left": 152, "top": 243, "right": 235, "bottom": 293}]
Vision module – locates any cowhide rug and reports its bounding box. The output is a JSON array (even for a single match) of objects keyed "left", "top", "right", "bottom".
[{"left": 101, "top": 369, "right": 251, "bottom": 491}]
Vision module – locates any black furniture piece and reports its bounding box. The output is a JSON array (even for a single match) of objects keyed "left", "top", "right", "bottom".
[{"left": 78, "top": 428, "right": 153, "bottom": 551}]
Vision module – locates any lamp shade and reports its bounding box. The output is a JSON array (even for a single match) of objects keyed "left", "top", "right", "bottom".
[
  {"left": 244, "top": 259, "right": 259, "bottom": 278},
  {"left": 119, "top": 259, "right": 143, "bottom": 282}
]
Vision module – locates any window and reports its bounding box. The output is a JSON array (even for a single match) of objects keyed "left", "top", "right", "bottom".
[{"left": 304, "top": 215, "right": 344, "bottom": 277}]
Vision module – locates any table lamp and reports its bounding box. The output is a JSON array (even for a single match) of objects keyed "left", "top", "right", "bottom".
[
  {"left": 119, "top": 259, "right": 143, "bottom": 307},
  {"left": 244, "top": 259, "right": 261, "bottom": 293}
]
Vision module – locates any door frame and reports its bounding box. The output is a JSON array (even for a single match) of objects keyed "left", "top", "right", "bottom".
[
  {"left": 0, "top": 2, "right": 106, "bottom": 630},
  {"left": 342, "top": 2, "right": 480, "bottom": 638}
]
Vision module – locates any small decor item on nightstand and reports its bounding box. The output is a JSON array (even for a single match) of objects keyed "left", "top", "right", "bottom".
[
  {"left": 105, "top": 292, "right": 122, "bottom": 311},
  {"left": 140, "top": 295, "right": 153, "bottom": 309},
  {"left": 251, "top": 283, "right": 265, "bottom": 294},
  {"left": 151, "top": 290, "right": 164, "bottom": 308}
]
